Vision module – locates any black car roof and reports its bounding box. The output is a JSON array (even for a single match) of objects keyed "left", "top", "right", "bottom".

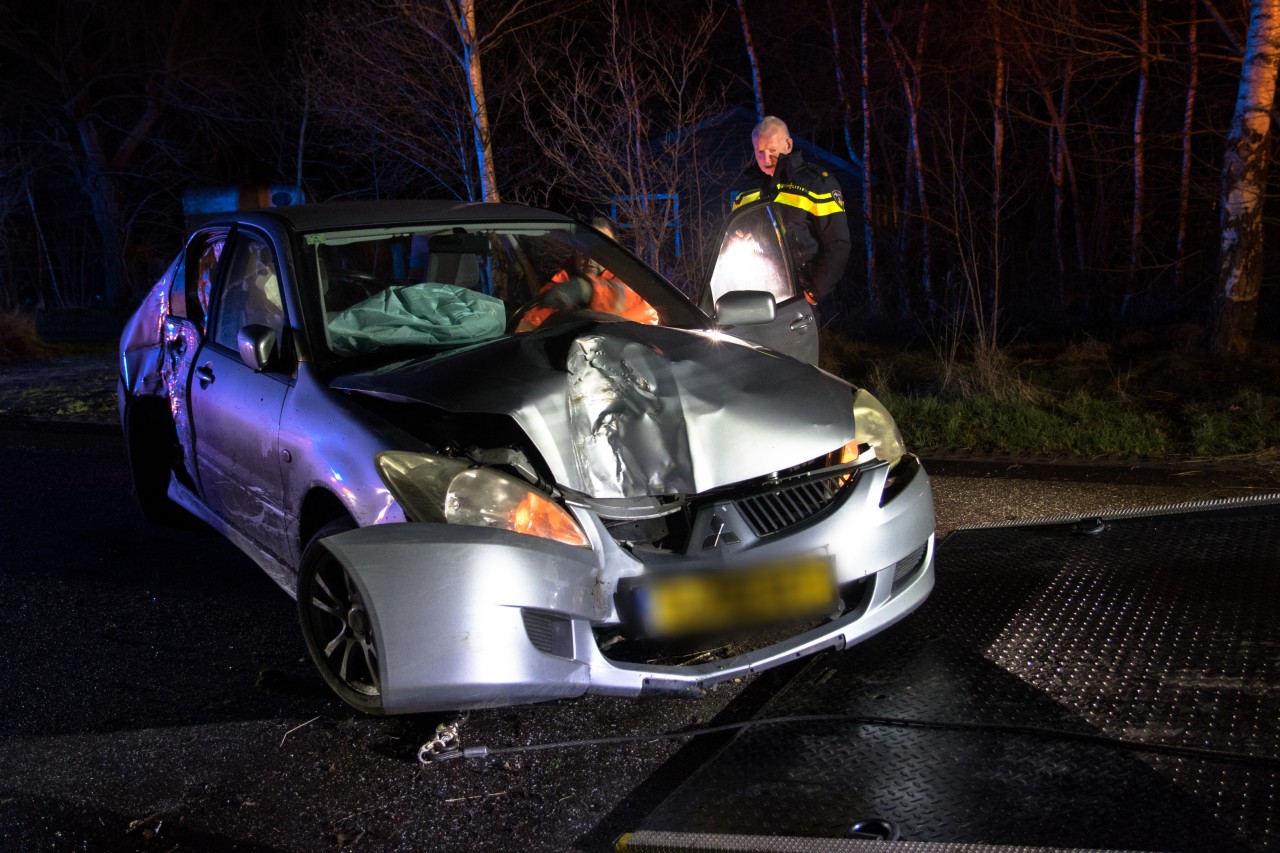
[{"left": 211, "top": 199, "right": 577, "bottom": 233}]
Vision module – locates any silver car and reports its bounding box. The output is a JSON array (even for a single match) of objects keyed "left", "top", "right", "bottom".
[{"left": 119, "top": 199, "right": 934, "bottom": 714}]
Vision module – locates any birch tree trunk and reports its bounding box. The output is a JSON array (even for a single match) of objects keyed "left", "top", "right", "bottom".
[
  {"left": 452, "top": 0, "right": 500, "bottom": 202},
  {"left": 914, "top": 2, "right": 931, "bottom": 314},
  {"left": 990, "top": 0, "right": 1005, "bottom": 341},
  {"left": 860, "top": 0, "right": 879, "bottom": 313},
  {"left": 1052, "top": 68, "right": 1071, "bottom": 302},
  {"left": 827, "top": 0, "right": 859, "bottom": 166},
  {"left": 1175, "top": 3, "right": 1199, "bottom": 294},
  {"left": 737, "top": 0, "right": 766, "bottom": 120},
  {"left": 1125, "top": 0, "right": 1149, "bottom": 315},
  {"left": 1212, "top": 0, "right": 1280, "bottom": 357},
  {"left": 873, "top": 0, "right": 932, "bottom": 314},
  {"left": 295, "top": 82, "right": 310, "bottom": 193},
  {"left": 1062, "top": 0, "right": 1086, "bottom": 279},
  {"left": 1015, "top": 8, "right": 1082, "bottom": 304}
]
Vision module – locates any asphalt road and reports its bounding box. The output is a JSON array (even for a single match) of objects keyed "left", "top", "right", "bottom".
[{"left": 1, "top": 423, "right": 1276, "bottom": 852}]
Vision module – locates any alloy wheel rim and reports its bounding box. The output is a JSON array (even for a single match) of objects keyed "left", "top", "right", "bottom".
[{"left": 309, "top": 560, "right": 381, "bottom": 697}]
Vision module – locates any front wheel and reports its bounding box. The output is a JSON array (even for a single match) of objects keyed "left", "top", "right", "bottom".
[{"left": 298, "top": 519, "right": 384, "bottom": 714}]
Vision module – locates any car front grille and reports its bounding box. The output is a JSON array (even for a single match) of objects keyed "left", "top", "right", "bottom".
[{"left": 736, "top": 471, "right": 856, "bottom": 538}]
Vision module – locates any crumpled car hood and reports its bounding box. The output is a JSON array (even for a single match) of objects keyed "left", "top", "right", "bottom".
[{"left": 332, "top": 317, "right": 855, "bottom": 499}]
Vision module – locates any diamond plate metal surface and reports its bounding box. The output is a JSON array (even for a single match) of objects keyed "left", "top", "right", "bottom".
[
  {"left": 640, "top": 499, "right": 1280, "bottom": 852},
  {"left": 616, "top": 830, "right": 1159, "bottom": 852}
]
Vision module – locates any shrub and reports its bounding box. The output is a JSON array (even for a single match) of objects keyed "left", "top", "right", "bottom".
[{"left": 0, "top": 310, "right": 51, "bottom": 362}]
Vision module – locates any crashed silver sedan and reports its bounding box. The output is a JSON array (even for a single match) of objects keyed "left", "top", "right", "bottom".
[{"left": 118, "top": 199, "right": 935, "bottom": 714}]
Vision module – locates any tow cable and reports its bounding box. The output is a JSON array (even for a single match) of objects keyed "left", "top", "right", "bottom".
[{"left": 418, "top": 713, "right": 1280, "bottom": 767}]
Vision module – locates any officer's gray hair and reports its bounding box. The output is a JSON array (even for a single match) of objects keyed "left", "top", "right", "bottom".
[{"left": 752, "top": 116, "right": 790, "bottom": 143}]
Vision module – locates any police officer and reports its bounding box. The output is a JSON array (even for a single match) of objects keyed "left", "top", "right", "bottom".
[{"left": 733, "top": 117, "right": 851, "bottom": 320}]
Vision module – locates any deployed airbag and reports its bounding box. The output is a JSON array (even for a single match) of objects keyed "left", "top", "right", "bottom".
[{"left": 328, "top": 283, "right": 505, "bottom": 354}]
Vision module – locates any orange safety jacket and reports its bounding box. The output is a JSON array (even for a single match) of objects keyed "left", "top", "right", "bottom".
[{"left": 518, "top": 269, "right": 659, "bottom": 330}]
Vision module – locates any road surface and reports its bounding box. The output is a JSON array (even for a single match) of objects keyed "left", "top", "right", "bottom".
[{"left": 0, "top": 424, "right": 1274, "bottom": 851}]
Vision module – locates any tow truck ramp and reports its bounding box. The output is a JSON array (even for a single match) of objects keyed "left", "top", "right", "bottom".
[{"left": 623, "top": 495, "right": 1280, "bottom": 853}]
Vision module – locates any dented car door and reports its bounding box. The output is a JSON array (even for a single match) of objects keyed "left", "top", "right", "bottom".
[
  {"left": 162, "top": 230, "right": 228, "bottom": 490},
  {"left": 187, "top": 229, "right": 293, "bottom": 563}
]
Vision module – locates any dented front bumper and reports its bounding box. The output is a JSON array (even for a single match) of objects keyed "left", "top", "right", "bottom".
[{"left": 319, "top": 459, "right": 936, "bottom": 714}]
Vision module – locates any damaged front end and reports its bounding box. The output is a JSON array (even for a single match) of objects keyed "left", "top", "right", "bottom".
[
  {"left": 335, "top": 318, "right": 857, "bottom": 498},
  {"left": 316, "top": 448, "right": 934, "bottom": 713},
  {"left": 317, "top": 320, "right": 935, "bottom": 714}
]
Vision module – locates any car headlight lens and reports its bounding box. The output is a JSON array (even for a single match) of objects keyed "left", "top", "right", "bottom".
[
  {"left": 375, "top": 451, "right": 590, "bottom": 548},
  {"left": 853, "top": 389, "right": 906, "bottom": 466}
]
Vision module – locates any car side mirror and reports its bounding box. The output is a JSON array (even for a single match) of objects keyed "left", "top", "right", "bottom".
[
  {"left": 237, "top": 324, "right": 276, "bottom": 371},
  {"left": 714, "top": 290, "right": 777, "bottom": 327}
]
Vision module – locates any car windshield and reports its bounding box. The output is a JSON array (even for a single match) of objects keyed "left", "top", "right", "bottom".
[{"left": 305, "top": 221, "right": 705, "bottom": 364}]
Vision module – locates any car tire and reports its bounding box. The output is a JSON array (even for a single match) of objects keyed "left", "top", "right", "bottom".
[
  {"left": 298, "top": 518, "right": 385, "bottom": 714},
  {"left": 123, "top": 398, "right": 190, "bottom": 526}
]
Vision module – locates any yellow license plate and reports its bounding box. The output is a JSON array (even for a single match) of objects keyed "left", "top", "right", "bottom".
[{"left": 644, "top": 557, "right": 836, "bottom": 637}]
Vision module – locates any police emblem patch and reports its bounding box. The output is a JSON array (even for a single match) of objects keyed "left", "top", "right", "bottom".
[{"left": 832, "top": 189, "right": 845, "bottom": 210}]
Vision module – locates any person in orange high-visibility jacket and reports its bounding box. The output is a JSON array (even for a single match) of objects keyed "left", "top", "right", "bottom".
[
  {"left": 731, "top": 116, "right": 850, "bottom": 317},
  {"left": 516, "top": 219, "right": 659, "bottom": 331}
]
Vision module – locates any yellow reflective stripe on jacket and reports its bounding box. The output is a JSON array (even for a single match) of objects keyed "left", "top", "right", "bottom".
[
  {"left": 732, "top": 188, "right": 844, "bottom": 216},
  {"left": 775, "top": 190, "right": 844, "bottom": 217}
]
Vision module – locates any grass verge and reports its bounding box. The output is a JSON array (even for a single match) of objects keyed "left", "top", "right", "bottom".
[{"left": 822, "top": 328, "right": 1280, "bottom": 460}]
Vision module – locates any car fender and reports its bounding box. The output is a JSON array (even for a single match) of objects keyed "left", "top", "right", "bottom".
[
  {"left": 277, "top": 367, "right": 414, "bottom": 564},
  {"left": 316, "top": 522, "right": 604, "bottom": 713}
]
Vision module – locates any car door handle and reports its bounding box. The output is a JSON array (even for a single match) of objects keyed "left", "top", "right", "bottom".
[
  {"left": 196, "top": 363, "right": 215, "bottom": 387},
  {"left": 789, "top": 316, "right": 812, "bottom": 332}
]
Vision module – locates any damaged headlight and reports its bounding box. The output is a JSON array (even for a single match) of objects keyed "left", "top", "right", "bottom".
[
  {"left": 852, "top": 389, "right": 906, "bottom": 466},
  {"left": 375, "top": 451, "right": 590, "bottom": 548}
]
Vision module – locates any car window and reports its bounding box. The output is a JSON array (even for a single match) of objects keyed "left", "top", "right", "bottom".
[
  {"left": 705, "top": 204, "right": 794, "bottom": 306},
  {"left": 210, "top": 232, "right": 287, "bottom": 363},
  {"left": 166, "top": 254, "right": 187, "bottom": 320},
  {"left": 306, "top": 221, "right": 704, "bottom": 362},
  {"left": 176, "top": 233, "right": 227, "bottom": 330}
]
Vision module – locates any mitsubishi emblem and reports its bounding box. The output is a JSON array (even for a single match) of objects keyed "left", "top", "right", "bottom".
[{"left": 702, "top": 514, "right": 741, "bottom": 550}]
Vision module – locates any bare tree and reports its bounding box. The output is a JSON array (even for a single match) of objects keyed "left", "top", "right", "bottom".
[
  {"left": 1, "top": 0, "right": 304, "bottom": 305},
  {"left": 1010, "top": 1, "right": 1083, "bottom": 302},
  {"left": 0, "top": 150, "right": 36, "bottom": 310},
  {"left": 1174, "top": 1, "right": 1199, "bottom": 294},
  {"left": 1124, "top": 0, "right": 1150, "bottom": 316},
  {"left": 931, "top": 89, "right": 1003, "bottom": 357},
  {"left": 827, "top": 0, "right": 860, "bottom": 167},
  {"left": 439, "top": 0, "right": 498, "bottom": 201},
  {"left": 990, "top": 0, "right": 1006, "bottom": 329},
  {"left": 1212, "top": 0, "right": 1280, "bottom": 357},
  {"left": 0, "top": 0, "right": 195, "bottom": 304},
  {"left": 860, "top": 0, "right": 880, "bottom": 313},
  {"left": 304, "top": 0, "right": 565, "bottom": 203},
  {"left": 518, "top": 0, "right": 728, "bottom": 279},
  {"left": 1200, "top": 0, "right": 1243, "bottom": 53},
  {"left": 873, "top": 0, "right": 933, "bottom": 314},
  {"left": 1051, "top": 4, "right": 1084, "bottom": 302},
  {"left": 737, "top": 0, "right": 767, "bottom": 120}
]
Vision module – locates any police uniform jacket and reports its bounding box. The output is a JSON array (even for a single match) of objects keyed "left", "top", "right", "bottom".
[{"left": 732, "top": 150, "right": 851, "bottom": 301}]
